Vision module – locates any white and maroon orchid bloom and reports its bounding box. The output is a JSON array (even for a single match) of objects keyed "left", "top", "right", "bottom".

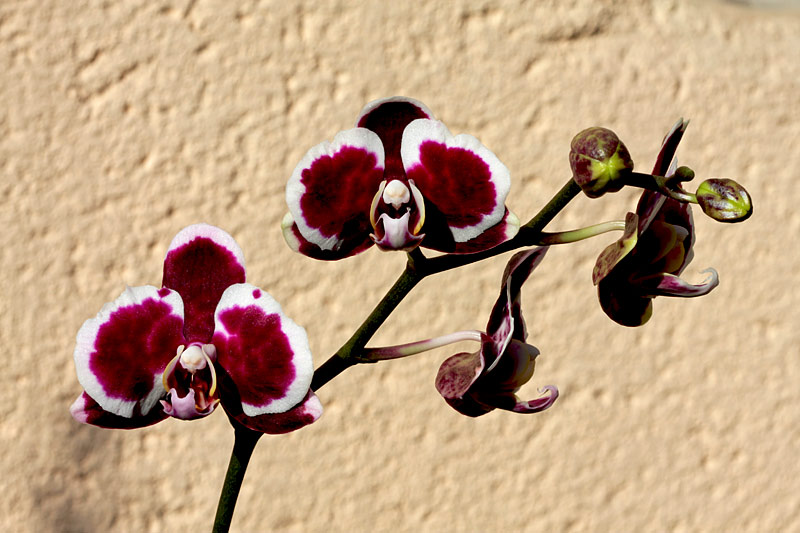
[
  {"left": 593, "top": 120, "right": 719, "bottom": 327},
  {"left": 283, "top": 96, "right": 519, "bottom": 260},
  {"left": 435, "top": 247, "right": 558, "bottom": 417},
  {"left": 70, "top": 224, "right": 322, "bottom": 434}
]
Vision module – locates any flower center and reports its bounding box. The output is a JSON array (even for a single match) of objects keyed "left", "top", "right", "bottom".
[
  {"left": 160, "top": 343, "right": 219, "bottom": 420},
  {"left": 382, "top": 179, "right": 411, "bottom": 209}
]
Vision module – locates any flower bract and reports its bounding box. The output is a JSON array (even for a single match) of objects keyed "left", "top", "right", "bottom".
[
  {"left": 435, "top": 247, "right": 558, "bottom": 417},
  {"left": 592, "top": 120, "right": 719, "bottom": 326},
  {"left": 71, "top": 224, "right": 321, "bottom": 434},
  {"left": 283, "top": 96, "right": 519, "bottom": 260}
]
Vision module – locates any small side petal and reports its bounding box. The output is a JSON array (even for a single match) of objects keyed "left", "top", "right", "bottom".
[
  {"left": 402, "top": 119, "right": 510, "bottom": 244},
  {"left": 638, "top": 269, "right": 719, "bottom": 298},
  {"left": 163, "top": 224, "right": 246, "bottom": 343},
  {"left": 652, "top": 119, "right": 688, "bottom": 176},
  {"left": 286, "top": 128, "right": 385, "bottom": 254},
  {"left": 73, "top": 285, "right": 184, "bottom": 419},
  {"left": 228, "top": 390, "right": 323, "bottom": 435},
  {"left": 213, "top": 283, "right": 314, "bottom": 417},
  {"left": 593, "top": 212, "right": 639, "bottom": 285},
  {"left": 71, "top": 392, "right": 168, "bottom": 429},
  {"left": 510, "top": 385, "right": 559, "bottom": 414}
]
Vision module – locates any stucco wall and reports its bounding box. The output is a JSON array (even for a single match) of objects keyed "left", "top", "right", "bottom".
[{"left": 2, "top": 0, "right": 798, "bottom": 531}]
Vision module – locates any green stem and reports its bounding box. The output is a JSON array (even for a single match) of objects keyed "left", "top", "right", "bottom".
[
  {"left": 626, "top": 171, "right": 698, "bottom": 204},
  {"left": 212, "top": 422, "right": 262, "bottom": 533},
  {"left": 538, "top": 220, "right": 626, "bottom": 245}
]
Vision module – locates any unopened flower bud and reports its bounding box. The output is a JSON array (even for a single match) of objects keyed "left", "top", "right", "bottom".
[
  {"left": 696, "top": 178, "right": 753, "bottom": 223},
  {"left": 569, "top": 127, "right": 634, "bottom": 198}
]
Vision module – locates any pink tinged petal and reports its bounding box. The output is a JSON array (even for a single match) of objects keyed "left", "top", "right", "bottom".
[
  {"left": 510, "top": 385, "right": 559, "bottom": 414},
  {"left": 213, "top": 283, "right": 314, "bottom": 417},
  {"left": 593, "top": 212, "right": 639, "bottom": 285},
  {"left": 402, "top": 119, "right": 511, "bottom": 243},
  {"left": 163, "top": 224, "right": 246, "bottom": 343},
  {"left": 70, "top": 392, "right": 168, "bottom": 429},
  {"left": 287, "top": 128, "right": 385, "bottom": 254},
  {"left": 435, "top": 349, "right": 486, "bottom": 400},
  {"left": 281, "top": 212, "right": 374, "bottom": 260},
  {"left": 638, "top": 269, "right": 719, "bottom": 298},
  {"left": 356, "top": 97, "right": 434, "bottom": 179},
  {"left": 229, "top": 389, "right": 322, "bottom": 435},
  {"left": 74, "top": 286, "right": 185, "bottom": 419}
]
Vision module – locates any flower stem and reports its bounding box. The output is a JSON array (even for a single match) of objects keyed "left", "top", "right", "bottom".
[
  {"left": 537, "top": 220, "right": 627, "bottom": 244},
  {"left": 361, "top": 330, "right": 483, "bottom": 361},
  {"left": 311, "top": 177, "right": 581, "bottom": 391},
  {"left": 212, "top": 422, "right": 262, "bottom": 533}
]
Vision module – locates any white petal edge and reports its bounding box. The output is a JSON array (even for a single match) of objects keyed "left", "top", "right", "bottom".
[
  {"left": 166, "top": 223, "right": 245, "bottom": 271},
  {"left": 355, "top": 96, "right": 435, "bottom": 126},
  {"left": 74, "top": 285, "right": 184, "bottom": 418},
  {"left": 286, "top": 127, "right": 385, "bottom": 251},
  {"left": 214, "top": 283, "right": 314, "bottom": 417},
  {"left": 400, "top": 118, "right": 511, "bottom": 243}
]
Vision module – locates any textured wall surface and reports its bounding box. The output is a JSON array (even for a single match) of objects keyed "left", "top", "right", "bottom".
[{"left": 2, "top": 0, "right": 798, "bottom": 531}]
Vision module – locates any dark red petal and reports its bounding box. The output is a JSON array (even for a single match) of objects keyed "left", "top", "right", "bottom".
[
  {"left": 70, "top": 392, "right": 168, "bottom": 429},
  {"left": 286, "top": 129, "right": 385, "bottom": 253},
  {"left": 226, "top": 390, "right": 322, "bottom": 435},
  {"left": 281, "top": 213, "right": 374, "bottom": 260},
  {"left": 403, "top": 119, "right": 510, "bottom": 243},
  {"left": 163, "top": 224, "right": 246, "bottom": 343},
  {"left": 356, "top": 97, "right": 433, "bottom": 180},
  {"left": 74, "top": 286, "right": 185, "bottom": 418},
  {"left": 213, "top": 284, "right": 314, "bottom": 416}
]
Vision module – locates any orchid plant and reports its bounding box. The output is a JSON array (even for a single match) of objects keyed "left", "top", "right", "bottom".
[{"left": 70, "top": 96, "right": 753, "bottom": 532}]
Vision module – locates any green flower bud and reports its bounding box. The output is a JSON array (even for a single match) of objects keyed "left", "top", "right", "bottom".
[
  {"left": 569, "top": 127, "right": 634, "bottom": 198},
  {"left": 696, "top": 178, "right": 753, "bottom": 223}
]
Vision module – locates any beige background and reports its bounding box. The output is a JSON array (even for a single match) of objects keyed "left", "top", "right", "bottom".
[{"left": 2, "top": 0, "right": 798, "bottom": 531}]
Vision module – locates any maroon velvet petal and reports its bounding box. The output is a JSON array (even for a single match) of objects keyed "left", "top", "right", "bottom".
[
  {"left": 597, "top": 279, "right": 654, "bottom": 327},
  {"left": 213, "top": 283, "right": 314, "bottom": 416},
  {"left": 356, "top": 97, "right": 433, "bottom": 181},
  {"left": 163, "top": 224, "right": 246, "bottom": 343},
  {"left": 402, "top": 119, "right": 510, "bottom": 243},
  {"left": 74, "top": 285, "right": 185, "bottom": 418},
  {"left": 70, "top": 392, "right": 168, "bottom": 429},
  {"left": 286, "top": 128, "right": 385, "bottom": 253},
  {"left": 227, "top": 390, "right": 322, "bottom": 435},
  {"left": 281, "top": 213, "right": 374, "bottom": 260}
]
